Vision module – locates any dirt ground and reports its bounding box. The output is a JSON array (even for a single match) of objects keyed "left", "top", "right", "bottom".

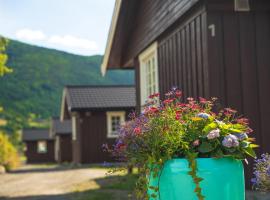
[{"left": 0, "top": 165, "right": 109, "bottom": 200}]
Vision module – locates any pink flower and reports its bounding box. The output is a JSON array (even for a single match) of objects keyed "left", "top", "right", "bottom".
[
  {"left": 149, "top": 93, "right": 160, "bottom": 99},
  {"left": 199, "top": 97, "right": 207, "bottom": 104},
  {"left": 193, "top": 140, "right": 200, "bottom": 146},
  {"left": 134, "top": 127, "right": 142, "bottom": 135}
]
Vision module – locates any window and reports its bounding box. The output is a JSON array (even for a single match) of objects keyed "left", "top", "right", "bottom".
[
  {"left": 139, "top": 42, "right": 159, "bottom": 107},
  {"left": 107, "top": 111, "right": 125, "bottom": 138},
  {"left": 72, "top": 116, "right": 77, "bottom": 140},
  {"left": 37, "top": 141, "right": 47, "bottom": 154},
  {"left": 234, "top": 0, "right": 250, "bottom": 11}
]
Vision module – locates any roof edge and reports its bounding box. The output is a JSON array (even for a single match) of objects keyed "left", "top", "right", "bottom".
[{"left": 101, "top": 0, "right": 122, "bottom": 76}]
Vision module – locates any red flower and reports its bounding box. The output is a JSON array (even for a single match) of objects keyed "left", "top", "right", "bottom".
[
  {"left": 150, "top": 107, "right": 159, "bottom": 113},
  {"left": 175, "top": 112, "right": 181, "bottom": 120},
  {"left": 199, "top": 97, "right": 207, "bottom": 104},
  {"left": 163, "top": 98, "right": 174, "bottom": 104},
  {"left": 175, "top": 90, "right": 182, "bottom": 97},
  {"left": 149, "top": 93, "right": 160, "bottom": 99},
  {"left": 236, "top": 118, "right": 249, "bottom": 125},
  {"left": 134, "top": 127, "right": 142, "bottom": 135},
  {"left": 224, "top": 108, "right": 237, "bottom": 114}
]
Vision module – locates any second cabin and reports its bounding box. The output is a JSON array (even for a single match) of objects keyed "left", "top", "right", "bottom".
[{"left": 61, "top": 85, "right": 136, "bottom": 164}]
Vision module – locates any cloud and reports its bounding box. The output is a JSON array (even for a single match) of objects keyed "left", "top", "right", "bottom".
[
  {"left": 14, "top": 29, "right": 99, "bottom": 55},
  {"left": 16, "top": 29, "right": 47, "bottom": 41},
  {"left": 48, "top": 35, "right": 98, "bottom": 50}
]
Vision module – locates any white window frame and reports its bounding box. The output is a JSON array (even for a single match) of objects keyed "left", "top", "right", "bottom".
[
  {"left": 106, "top": 111, "right": 125, "bottom": 138},
  {"left": 72, "top": 115, "right": 77, "bottom": 140},
  {"left": 139, "top": 42, "right": 159, "bottom": 107},
  {"left": 37, "top": 140, "right": 47, "bottom": 154}
]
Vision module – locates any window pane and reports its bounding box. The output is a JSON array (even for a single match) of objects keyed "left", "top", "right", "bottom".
[{"left": 37, "top": 141, "right": 47, "bottom": 153}]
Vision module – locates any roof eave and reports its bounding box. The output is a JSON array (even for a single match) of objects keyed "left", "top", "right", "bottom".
[{"left": 101, "top": 0, "right": 123, "bottom": 76}]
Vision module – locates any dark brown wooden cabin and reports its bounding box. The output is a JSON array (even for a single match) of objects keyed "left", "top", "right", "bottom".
[
  {"left": 22, "top": 129, "right": 55, "bottom": 163},
  {"left": 101, "top": 0, "right": 270, "bottom": 187},
  {"left": 61, "top": 85, "right": 136, "bottom": 164},
  {"left": 50, "top": 117, "right": 72, "bottom": 163}
]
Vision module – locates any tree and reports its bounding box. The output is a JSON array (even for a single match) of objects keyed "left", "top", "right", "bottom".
[{"left": 0, "top": 37, "right": 12, "bottom": 76}]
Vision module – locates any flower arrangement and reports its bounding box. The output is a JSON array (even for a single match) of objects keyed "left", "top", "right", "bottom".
[
  {"left": 252, "top": 153, "right": 270, "bottom": 192},
  {"left": 108, "top": 88, "right": 257, "bottom": 200}
]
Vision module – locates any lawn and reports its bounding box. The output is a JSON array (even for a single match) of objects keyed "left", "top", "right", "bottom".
[{"left": 72, "top": 172, "right": 138, "bottom": 200}]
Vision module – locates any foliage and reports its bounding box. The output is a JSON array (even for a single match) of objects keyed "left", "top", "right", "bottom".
[
  {"left": 0, "top": 132, "right": 20, "bottom": 170},
  {"left": 0, "top": 39, "right": 134, "bottom": 132},
  {"left": 108, "top": 88, "right": 257, "bottom": 199},
  {"left": 0, "top": 36, "right": 12, "bottom": 76},
  {"left": 252, "top": 153, "right": 270, "bottom": 192}
]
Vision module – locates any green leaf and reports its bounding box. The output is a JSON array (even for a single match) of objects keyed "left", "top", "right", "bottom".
[
  {"left": 243, "top": 147, "right": 256, "bottom": 158},
  {"left": 198, "top": 141, "right": 215, "bottom": 153},
  {"left": 203, "top": 122, "right": 217, "bottom": 133},
  {"left": 249, "top": 144, "right": 259, "bottom": 148}
]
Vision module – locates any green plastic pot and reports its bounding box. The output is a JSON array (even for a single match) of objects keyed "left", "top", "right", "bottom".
[{"left": 148, "top": 158, "right": 245, "bottom": 200}]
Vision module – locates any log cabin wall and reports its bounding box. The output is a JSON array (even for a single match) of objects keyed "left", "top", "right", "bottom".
[
  {"left": 77, "top": 110, "right": 133, "bottom": 164},
  {"left": 207, "top": 8, "right": 270, "bottom": 187},
  {"left": 157, "top": 6, "right": 209, "bottom": 100},
  {"left": 25, "top": 140, "right": 55, "bottom": 163},
  {"left": 56, "top": 135, "right": 72, "bottom": 163},
  {"left": 121, "top": 0, "right": 199, "bottom": 67}
]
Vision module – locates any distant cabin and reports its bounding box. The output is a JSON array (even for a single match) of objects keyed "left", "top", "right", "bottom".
[
  {"left": 22, "top": 129, "right": 55, "bottom": 163},
  {"left": 50, "top": 118, "right": 72, "bottom": 163},
  {"left": 101, "top": 0, "right": 270, "bottom": 188},
  {"left": 61, "top": 85, "right": 136, "bottom": 164}
]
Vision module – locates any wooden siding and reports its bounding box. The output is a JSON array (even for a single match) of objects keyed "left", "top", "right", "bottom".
[
  {"left": 121, "top": 0, "right": 200, "bottom": 67},
  {"left": 157, "top": 8, "right": 209, "bottom": 100},
  {"left": 72, "top": 109, "right": 133, "bottom": 164},
  {"left": 207, "top": 10, "right": 270, "bottom": 187},
  {"left": 56, "top": 135, "right": 72, "bottom": 163},
  {"left": 25, "top": 140, "right": 55, "bottom": 163}
]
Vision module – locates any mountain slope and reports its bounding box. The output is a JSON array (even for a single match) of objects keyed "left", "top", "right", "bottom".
[{"left": 0, "top": 40, "right": 134, "bottom": 128}]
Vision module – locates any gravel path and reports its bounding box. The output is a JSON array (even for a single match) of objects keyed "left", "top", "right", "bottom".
[{"left": 0, "top": 165, "right": 108, "bottom": 200}]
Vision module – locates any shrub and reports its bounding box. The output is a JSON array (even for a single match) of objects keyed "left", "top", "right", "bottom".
[
  {"left": 107, "top": 88, "right": 257, "bottom": 200},
  {"left": 252, "top": 153, "right": 270, "bottom": 192},
  {"left": 0, "top": 132, "right": 20, "bottom": 171}
]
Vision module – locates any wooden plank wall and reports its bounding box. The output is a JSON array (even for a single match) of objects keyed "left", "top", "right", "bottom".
[
  {"left": 25, "top": 141, "right": 55, "bottom": 163},
  {"left": 57, "top": 135, "right": 72, "bottom": 163},
  {"left": 80, "top": 110, "right": 133, "bottom": 164},
  {"left": 122, "top": 0, "right": 199, "bottom": 66},
  {"left": 157, "top": 9, "right": 209, "bottom": 100},
  {"left": 207, "top": 11, "right": 270, "bottom": 187}
]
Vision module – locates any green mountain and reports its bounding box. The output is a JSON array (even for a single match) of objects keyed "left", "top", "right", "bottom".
[{"left": 0, "top": 40, "right": 134, "bottom": 131}]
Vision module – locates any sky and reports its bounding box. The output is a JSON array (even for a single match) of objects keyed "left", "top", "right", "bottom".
[{"left": 0, "top": 0, "right": 115, "bottom": 56}]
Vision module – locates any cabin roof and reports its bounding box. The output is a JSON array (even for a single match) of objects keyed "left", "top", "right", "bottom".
[
  {"left": 23, "top": 129, "right": 52, "bottom": 141},
  {"left": 51, "top": 118, "right": 71, "bottom": 136},
  {"left": 101, "top": 0, "right": 200, "bottom": 74},
  {"left": 62, "top": 85, "right": 136, "bottom": 113}
]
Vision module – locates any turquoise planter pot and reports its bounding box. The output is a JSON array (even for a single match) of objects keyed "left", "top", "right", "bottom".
[{"left": 148, "top": 158, "right": 245, "bottom": 200}]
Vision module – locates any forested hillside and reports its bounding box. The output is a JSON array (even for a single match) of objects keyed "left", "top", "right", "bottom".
[{"left": 0, "top": 40, "right": 134, "bottom": 131}]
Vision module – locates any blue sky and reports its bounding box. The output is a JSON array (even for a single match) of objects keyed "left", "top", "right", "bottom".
[{"left": 0, "top": 0, "right": 115, "bottom": 56}]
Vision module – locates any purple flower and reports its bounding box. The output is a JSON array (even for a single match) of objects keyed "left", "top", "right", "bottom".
[
  {"left": 197, "top": 113, "right": 210, "bottom": 119},
  {"left": 222, "top": 134, "right": 239, "bottom": 148},
  {"left": 267, "top": 167, "right": 270, "bottom": 177},
  {"left": 234, "top": 133, "right": 248, "bottom": 141},
  {"left": 207, "top": 129, "right": 220, "bottom": 140}
]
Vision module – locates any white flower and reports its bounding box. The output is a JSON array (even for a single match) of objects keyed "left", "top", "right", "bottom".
[{"left": 207, "top": 129, "right": 220, "bottom": 140}]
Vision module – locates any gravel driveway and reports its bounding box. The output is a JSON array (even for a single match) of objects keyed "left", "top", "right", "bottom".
[{"left": 0, "top": 165, "right": 108, "bottom": 200}]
